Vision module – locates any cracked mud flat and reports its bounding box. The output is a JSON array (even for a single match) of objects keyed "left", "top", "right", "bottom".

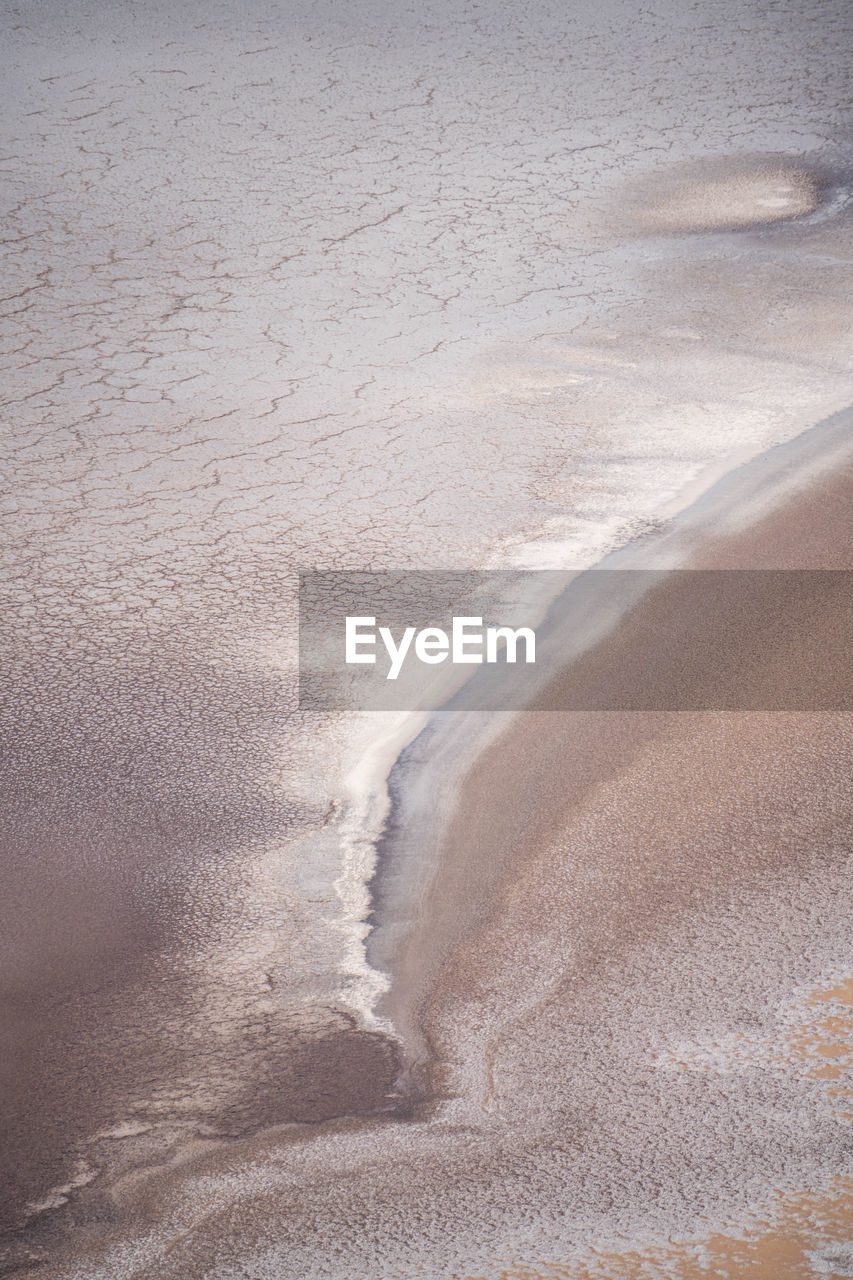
[{"left": 1, "top": 0, "right": 852, "bottom": 1274}]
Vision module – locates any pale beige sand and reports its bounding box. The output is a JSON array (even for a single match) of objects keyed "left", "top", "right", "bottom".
[{"left": 617, "top": 155, "right": 825, "bottom": 233}]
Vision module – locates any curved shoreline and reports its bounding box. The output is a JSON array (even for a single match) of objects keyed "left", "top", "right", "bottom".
[
  {"left": 366, "top": 403, "right": 853, "bottom": 1084},
  {"left": 8, "top": 409, "right": 851, "bottom": 1275},
  {"left": 13, "top": 413, "right": 852, "bottom": 1279}
]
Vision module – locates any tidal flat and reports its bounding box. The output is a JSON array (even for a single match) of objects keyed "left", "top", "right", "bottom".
[{"left": 1, "top": 0, "right": 852, "bottom": 1275}]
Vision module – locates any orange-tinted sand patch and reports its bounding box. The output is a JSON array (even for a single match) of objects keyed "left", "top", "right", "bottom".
[
  {"left": 657, "top": 974, "right": 853, "bottom": 1097},
  {"left": 479, "top": 978, "right": 853, "bottom": 1280},
  {"left": 470, "top": 1180, "right": 852, "bottom": 1279},
  {"left": 790, "top": 977, "right": 853, "bottom": 1096}
]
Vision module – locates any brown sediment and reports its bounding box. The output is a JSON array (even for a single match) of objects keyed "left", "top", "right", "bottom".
[
  {"left": 384, "top": 461, "right": 853, "bottom": 1082},
  {"left": 379, "top": 457, "right": 853, "bottom": 1279},
  {"left": 361, "top": 465, "right": 853, "bottom": 1277},
  {"left": 0, "top": 993, "right": 399, "bottom": 1225}
]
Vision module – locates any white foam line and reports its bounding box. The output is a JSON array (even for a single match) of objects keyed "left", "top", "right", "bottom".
[
  {"left": 331, "top": 709, "right": 431, "bottom": 1029},
  {"left": 328, "top": 403, "right": 853, "bottom": 1030}
]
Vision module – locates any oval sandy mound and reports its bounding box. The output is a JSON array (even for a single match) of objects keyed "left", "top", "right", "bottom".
[{"left": 624, "top": 157, "right": 823, "bottom": 233}]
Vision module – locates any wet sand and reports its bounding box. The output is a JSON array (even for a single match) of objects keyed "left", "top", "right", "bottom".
[
  {"left": 21, "top": 452, "right": 853, "bottom": 1280},
  {"left": 382, "top": 461, "right": 853, "bottom": 1076},
  {"left": 0, "top": 639, "right": 402, "bottom": 1240}
]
